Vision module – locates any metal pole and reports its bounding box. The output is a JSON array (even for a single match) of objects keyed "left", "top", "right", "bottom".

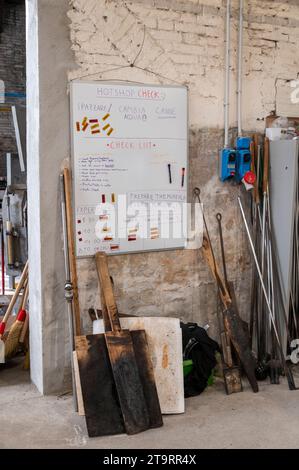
[
  {"left": 240, "top": 193, "right": 297, "bottom": 390},
  {"left": 238, "top": 197, "right": 280, "bottom": 345},
  {"left": 237, "top": 0, "right": 243, "bottom": 136},
  {"left": 224, "top": 0, "right": 231, "bottom": 147},
  {"left": 60, "top": 174, "right": 78, "bottom": 412}
]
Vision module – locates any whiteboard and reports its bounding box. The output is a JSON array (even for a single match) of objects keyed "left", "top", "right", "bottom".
[{"left": 70, "top": 81, "right": 188, "bottom": 257}]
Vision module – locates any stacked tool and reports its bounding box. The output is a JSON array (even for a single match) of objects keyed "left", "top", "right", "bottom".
[
  {"left": 60, "top": 168, "right": 163, "bottom": 437},
  {"left": 194, "top": 188, "right": 258, "bottom": 394},
  {"left": 239, "top": 137, "right": 298, "bottom": 390}
]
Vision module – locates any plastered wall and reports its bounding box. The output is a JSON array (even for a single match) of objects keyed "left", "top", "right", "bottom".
[
  {"left": 68, "top": 0, "right": 299, "bottom": 131},
  {"left": 66, "top": 0, "right": 299, "bottom": 339}
]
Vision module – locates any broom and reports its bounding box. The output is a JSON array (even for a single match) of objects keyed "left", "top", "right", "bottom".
[
  {"left": 5, "top": 281, "right": 29, "bottom": 358},
  {"left": 19, "top": 303, "right": 29, "bottom": 345},
  {"left": 0, "top": 261, "right": 28, "bottom": 362}
]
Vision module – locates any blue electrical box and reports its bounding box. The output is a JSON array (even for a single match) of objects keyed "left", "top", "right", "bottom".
[
  {"left": 236, "top": 149, "right": 251, "bottom": 182},
  {"left": 235, "top": 136, "right": 252, "bottom": 182},
  {"left": 236, "top": 136, "right": 251, "bottom": 150},
  {"left": 219, "top": 148, "right": 237, "bottom": 182}
]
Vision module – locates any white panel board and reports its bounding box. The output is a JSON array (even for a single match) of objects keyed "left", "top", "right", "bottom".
[
  {"left": 269, "top": 140, "right": 299, "bottom": 351},
  {"left": 70, "top": 81, "right": 188, "bottom": 257},
  {"left": 93, "top": 317, "right": 184, "bottom": 414}
]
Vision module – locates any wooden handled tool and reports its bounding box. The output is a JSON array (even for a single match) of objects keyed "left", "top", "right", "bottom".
[
  {"left": 202, "top": 236, "right": 241, "bottom": 392},
  {"left": 100, "top": 286, "right": 110, "bottom": 332},
  {"left": 5, "top": 281, "right": 29, "bottom": 358},
  {"left": 63, "top": 168, "right": 81, "bottom": 336},
  {"left": 202, "top": 235, "right": 258, "bottom": 393},
  {"left": 0, "top": 262, "right": 28, "bottom": 363},
  {"left": 0, "top": 261, "right": 28, "bottom": 339},
  {"left": 202, "top": 236, "right": 231, "bottom": 307},
  {"left": 75, "top": 269, "right": 125, "bottom": 436},
  {"left": 253, "top": 134, "right": 260, "bottom": 205},
  {"left": 96, "top": 251, "right": 162, "bottom": 434},
  {"left": 250, "top": 139, "right": 259, "bottom": 205},
  {"left": 75, "top": 331, "right": 125, "bottom": 437},
  {"left": 6, "top": 195, "right": 14, "bottom": 267},
  {"left": 263, "top": 137, "right": 270, "bottom": 195}
]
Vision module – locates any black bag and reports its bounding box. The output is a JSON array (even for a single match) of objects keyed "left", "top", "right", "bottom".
[{"left": 181, "top": 322, "right": 220, "bottom": 398}]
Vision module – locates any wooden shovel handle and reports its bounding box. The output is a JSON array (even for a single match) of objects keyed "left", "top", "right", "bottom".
[
  {"left": 100, "top": 286, "right": 112, "bottom": 332},
  {"left": 21, "top": 283, "right": 29, "bottom": 310},
  {"left": 95, "top": 252, "right": 121, "bottom": 332},
  {"left": 250, "top": 141, "right": 255, "bottom": 173},
  {"left": 253, "top": 134, "right": 260, "bottom": 204},
  {"left": 201, "top": 236, "right": 231, "bottom": 308},
  {"left": 263, "top": 137, "right": 270, "bottom": 194},
  {"left": 250, "top": 140, "right": 258, "bottom": 202},
  {"left": 63, "top": 167, "right": 81, "bottom": 336},
  {"left": 2, "top": 261, "right": 28, "bottom": 325}
]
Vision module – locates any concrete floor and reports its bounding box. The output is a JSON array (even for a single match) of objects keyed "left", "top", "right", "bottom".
[{"left": 1, "top": 358, "right": 299, "bottom": 449}]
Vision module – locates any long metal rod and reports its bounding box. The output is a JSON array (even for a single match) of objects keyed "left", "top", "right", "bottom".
[
  {"left": 237, "top": 0, "right": 243, "bottom": 136},
  {"left": 61, "top": 178, "right": 71, "bottom": 296},
  {"left": 238, "top": 197, "right": 280, "bottom": 345},
  {"left": 238, "top": 197, "right": 298, "bottom": 390},
  {"left": 224, "top": 0, "right": 231, "bottom": 147},
  {"left": 60, "top": 174, "right": 78, "bottom": 412},
  {"left": 261, "top": 197, "right": 267, "bottom": 275}
]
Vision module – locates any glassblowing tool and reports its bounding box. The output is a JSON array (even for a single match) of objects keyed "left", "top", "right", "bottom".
[
  {"left": 60, "top": 174, "right": 78, "bottom": 412},
  {"left": 238, "top": 196, "right": 298, "bottom": 391}
]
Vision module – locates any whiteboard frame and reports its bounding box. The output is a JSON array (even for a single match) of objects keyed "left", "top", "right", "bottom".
[{"left": 69, "top": 80, "right": 189, "bottom": 258}]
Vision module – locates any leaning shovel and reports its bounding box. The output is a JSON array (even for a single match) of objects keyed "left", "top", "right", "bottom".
[{"left": 95, "top": 251, "right": 162, "bottom": 434}]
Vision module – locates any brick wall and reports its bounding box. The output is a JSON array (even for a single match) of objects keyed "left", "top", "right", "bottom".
[
  {"left": 67, "top": 0, "right": 299, "bottom": 336},
  {"left": 68, "top": 0, "right": 299, "bottom": 130},
  {"left": 0, "top": 0, "right": 26, "bottom": 175}
]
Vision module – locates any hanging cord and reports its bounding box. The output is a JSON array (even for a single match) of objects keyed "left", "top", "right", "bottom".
[
  {"left": 131, "top": 25, "right": 146, "bottom": 67},
  {"left": 69, "top": 63, "right": 187, "bottom": 87},
  {"left": 69, "top": 24, "right": 187, "bottom": 87}
]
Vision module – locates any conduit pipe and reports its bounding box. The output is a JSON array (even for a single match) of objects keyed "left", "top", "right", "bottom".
[
  {"left": 224, "top": 0, "right": 231, "bottom": 148},
  {"left": 237, "top": 0, "right": 244, "bottom": 136}
]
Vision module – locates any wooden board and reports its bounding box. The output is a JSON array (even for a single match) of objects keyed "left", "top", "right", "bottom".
[
  {"left": 75, "top": 334, "right": 125, "bottom": 437},
  {"left": 93, "top": 317, "right": 165, "bottom": 422},
  {"left": 130, "top": 330, "right": 163, "bottom": 428},
  {"left": 73, "top": 350, "right": 85, "bottom": 416},
  {"left": 118, "top": 317, "right": 184, "bottom": 414},
  {"left": 96, "top": 251, "right": 161, "bottom": 433},
  {"left": 105, "top": 330, "right": 150, "bottom": 435},
  {"left": 93, "top": 317, "right": 184, "bottom": 414}
]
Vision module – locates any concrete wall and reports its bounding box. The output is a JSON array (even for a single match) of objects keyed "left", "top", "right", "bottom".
[
  {"left": 26, "top": 0, "right": 76, "bottom": 393},
  {"left": 27, "top": 0, "right": 299, "bottom": 393},
  {"left": 0, "top": 0, "right": 26, "bottom": 174}
]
